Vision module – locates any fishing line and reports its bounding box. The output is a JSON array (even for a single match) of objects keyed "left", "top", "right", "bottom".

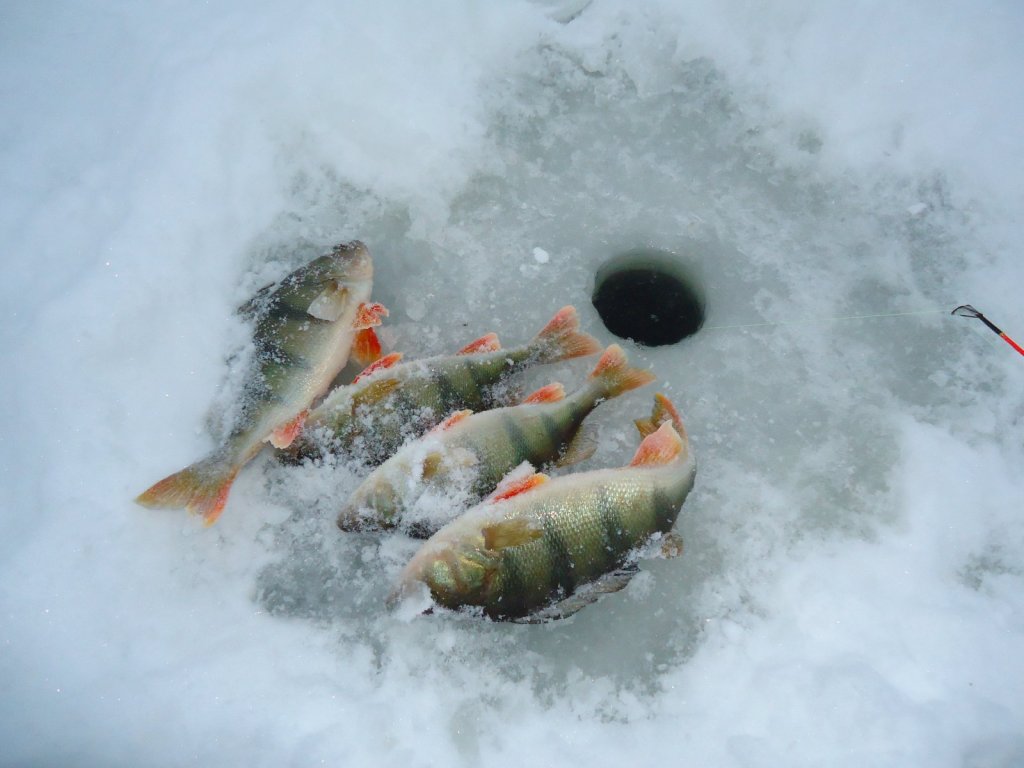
[
  {"left": 702, "top": 308, "right": 949, "bottom": 332},
  {"left": 701, "top": 304, "right": 1022, "bottom": 360}
]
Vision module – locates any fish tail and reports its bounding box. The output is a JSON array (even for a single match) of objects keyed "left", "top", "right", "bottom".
[
  {"left": 629, "top": 421, "right": 688, "bottom": 467},
  {"left": 529, "top": 306, "right": 601, "bottom": 363},
  {"left": 588, "top": 344, "right": 656, "bottom": 399},
  {"left": 631, "top": 394, "right": 690, "bottom": 465},
  {"left": 135, "top": 453, "right": 242, "bottom": 526},
  {"left": 634, "top": 393, "right": 686, "bottom": 440}
]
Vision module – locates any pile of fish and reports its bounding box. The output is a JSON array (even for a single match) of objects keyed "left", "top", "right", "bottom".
[{"left": 136, "top": 243, "right": 697, "bottom": 622}]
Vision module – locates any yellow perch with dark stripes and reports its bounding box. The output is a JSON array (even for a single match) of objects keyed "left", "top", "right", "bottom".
[
  {"left": 283, "top": 306, "right": 601, "bottom": 466},
  {"left": 338, "top": 344, "right": 655, "bottom": 535},
  {"left": 391, "top": 395, "right": 696, "bottom": 621},
  {"left": 136, "top": 241, "right": 385, "bottom": 525}
]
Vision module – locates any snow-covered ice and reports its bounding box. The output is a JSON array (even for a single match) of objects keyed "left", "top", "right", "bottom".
[{"left": 2, "top": 2, "right": 1023, "bottom": 766}]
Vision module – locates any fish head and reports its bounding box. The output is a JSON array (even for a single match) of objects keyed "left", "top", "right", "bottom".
[
  {"left": 337, "top": 475, "right": 403, "bottom": 531},
  {"left": 326, "top": 240, "right": 373, "bottom": 284},
  {"left": 393, "top": 534, "right": 496, "bottom": 611}
]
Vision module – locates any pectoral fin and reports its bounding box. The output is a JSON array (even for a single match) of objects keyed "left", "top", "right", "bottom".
[
  {"left": 420, "top": 452, "right": 444, "bottom": 480},
  {"left": 481, "top": 518, "right": 544, "bottom": 551},
  {"left": 307, "top": 281, "right": 349, "bottom": 322},
  {"left": 352, "top": 377, "right": 401, "bottom": 409}
]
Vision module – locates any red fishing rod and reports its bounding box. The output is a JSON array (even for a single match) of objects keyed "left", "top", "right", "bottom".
[{"left": 952, "top": 305, "right": 1024, "bottom": 356}]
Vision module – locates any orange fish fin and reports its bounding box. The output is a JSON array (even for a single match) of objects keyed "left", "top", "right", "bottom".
[
  {"left": 430, "top": 409, "right": 473, "bottom": 434},
  {"left": 522, "top": 382, "right": 565, "bottom": 404},
  {"left": 481, "top": 518, "right": 544, "bottom": 551},
  {"left": 352, "top": 327, "right": 382, "bottom": 365},
  {"left": 135, "top": 455, "right": 242, "bottom": 525},
  {"left": 530, "top": 306, "right": 601, "bottom": 363},
  {"left": 353, "top": 352, "right": 403, "bottom": 383},
  {"left": 352, "top": 301, "right": 388, "bottom": 330},
  {"left": 589, "top": 344, "right": 656, "bottom": 399},
  {"left": 635, "top": 393, "right": 684, "bottom": 438},
  {"left": 489, "top": 470, "right": 550, "bottom": 503},
  {"left": 268, "top": 410, "right": 308, "bottom": 449},
  {"left": 629, "top": 421, "right": 685, "bottom": 467},
  {"left": 457, "top": 332, "right": 501, "bottom": 355}
]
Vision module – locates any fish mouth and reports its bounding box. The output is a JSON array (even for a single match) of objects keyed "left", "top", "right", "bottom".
[{"left": 330, "top": 240, "right": 373, "bottom": 281}]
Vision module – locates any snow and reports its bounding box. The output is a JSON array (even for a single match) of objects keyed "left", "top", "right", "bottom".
[{"left": 3, "top": 1, "right": 1024, "bottom": 766}]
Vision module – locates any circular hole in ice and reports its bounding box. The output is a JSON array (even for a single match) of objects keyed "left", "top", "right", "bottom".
[{"left": 592, "top": 249, "right": 705, "bottom": 346}]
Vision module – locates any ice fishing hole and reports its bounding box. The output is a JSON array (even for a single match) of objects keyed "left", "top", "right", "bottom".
[{"left": 592, "top": 249, "right": 705, "bottom": 346}]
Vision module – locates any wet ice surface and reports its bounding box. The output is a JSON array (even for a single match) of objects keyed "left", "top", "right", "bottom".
[{"left": 3, "top": 2, "right": 1024, "bottom": 767}]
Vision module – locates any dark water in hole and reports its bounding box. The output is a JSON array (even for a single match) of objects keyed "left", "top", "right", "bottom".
[{"left": 592, "top": 266, "right": 705, "bottom": 346}]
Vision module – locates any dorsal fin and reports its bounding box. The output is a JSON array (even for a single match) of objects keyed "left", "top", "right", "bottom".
[
  {"left": 430, "top": 409, "right": 473, "bottom": 434},
  {"left": 351, "top": 377, "right": 400, "bottom": 409},
  {"left": 353, "top": 352, "right": 403, "bottom": 383},
  {"left": 457, "top": 332, "right": 501, "bottom": 355},
  {"left": 489, "top": 470, "right": 550, "bottom": 502},
  {"left": 629, "top": 421, "right": 685, "bottom": 467},
  {"left": 522, "top": 382, "right": 565, "bottom": 404}
]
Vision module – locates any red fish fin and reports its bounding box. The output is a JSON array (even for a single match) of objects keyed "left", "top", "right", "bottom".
[
  {"left": 352, "top": 301, "right": 388, "bottom": 329},
  {"left": 634, "top": 393, "right": 684, "bottom": 438},
  {"left": 481, "top": 518, "right": 544, "bottom": 551},
  {"left": 353, "top": 352, "right": 403, "bottom": 383},
  {"left": 135, "top": 455, "right": 242, "bottom": 525},
  {"left": 522, "top": 382, "right": 565, "bottom": 404},
  {"left": 430, "top": 409, "right": 473, "bottom": 434},
  {"left": 490, "top": 470, "right": 550, "bottom": 502},
  {"left": 352, "top": 327, "right": 382, "bottom": 365},
  {"left": 268, "top": 410, "right": 308, "bottom": 449},
  {"left": 629, "top": 421, "right": 685, "bottom": 467},
  {"left": 530, "top": 306, "right": 601, "bottom": 363},
  {"left": 457, "top": 332, "right": 501, "bottom": 355},
  {"left": 589, "top": 344, "right": 656, "bottom": 399}
]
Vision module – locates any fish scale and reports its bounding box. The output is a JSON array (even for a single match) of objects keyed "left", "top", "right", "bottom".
[
  {"left": 338, "top": 344, "right": 655, "bottom": 534},
  {"left": 135, "top": 241, "right": 382, "bottom": 524},
  {"left": 284, "top": 305, "right": 601, "bottom": 465},
  {"left": 394, "top": 395, "right": 696, "bottom": 621}
]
